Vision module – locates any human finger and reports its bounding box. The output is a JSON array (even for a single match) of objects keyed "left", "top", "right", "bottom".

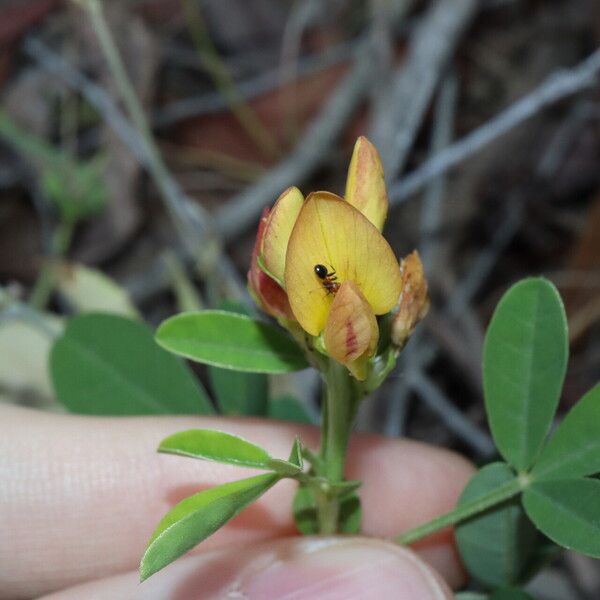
[
  {"left": 1, "top": 405, "right": 472, "bottom": 598},
  {"left": 40, "top": 537, "right": 453, "bottom": 600}
]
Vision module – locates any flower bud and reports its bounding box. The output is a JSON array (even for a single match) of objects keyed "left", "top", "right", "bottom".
[
  {"left": 391, "top": 251, "right": 429, "bottom": 349},
  {"left": 345, "top": 136, "right": 388, "bottom": 231},
  {"left": 247, "top": 208, "right": 294, "bottom": 320}
]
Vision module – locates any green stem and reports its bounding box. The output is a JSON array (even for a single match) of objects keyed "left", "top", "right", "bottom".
[
  {"left": 181, "top": 0, "right": 280, "bottom": 160},
  {"left": 316, "top": 360, "right": 361, "bottom": 533},
  {"left": 314, "top": 485, "right": 339, "bottom": 535},
  {"left": 322, "top": 360, "right": 359, "bottom": 481},
  {"left": 29, "top": 220, "right": 74, "bottom": 310},
  {"left": 395, "top": 476, "right": 524, "bottom": 545},
  {"left": 84, "top": 0, "right": 155, "bottom": 161},
  {"left": 162, "top": 250, "right": 203, "bottom": 312},
  {"left": 82, "top": 1, "right": 203, "bottom": 251}
]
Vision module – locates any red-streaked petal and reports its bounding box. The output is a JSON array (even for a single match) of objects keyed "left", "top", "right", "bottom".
[
  {"left": 284, "top": 192, "right": 402, "bottom": 336},
  {"left": 323, "top": 281, "right": 378, "bottom": 379}
]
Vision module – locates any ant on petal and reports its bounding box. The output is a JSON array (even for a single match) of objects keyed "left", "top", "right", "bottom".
[{"left": 314, "top": 264, "right": 340, "bottom": 296}]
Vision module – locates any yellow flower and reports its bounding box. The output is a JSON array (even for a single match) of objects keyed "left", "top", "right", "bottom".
[{"left": 250, "top": 136, "right": 412, "bottom": 380}]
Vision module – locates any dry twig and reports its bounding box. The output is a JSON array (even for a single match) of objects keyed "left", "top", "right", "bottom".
[
  {"left": 389, "top": 48, "right": 600, "bottom": 206},
  {"left": 154, "top": 39, "right": 356, "bottom": 128},
  {"left": 409, "top": 371, "right": 495, "bottom": 456},
  {"left": 24, "top": 35, "right": 246, "bottom": 301},
  {"left": 369, "top": 0, "right": 479, "bottom": 179},
  {"left": 384, "top": 71, "right": 458, "bottom": 438},
  {"left": 384, "top": 204, "right": 522, "bottom": 449}
]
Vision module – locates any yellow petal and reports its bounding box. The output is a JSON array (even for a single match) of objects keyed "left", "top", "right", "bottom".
[
  {"left": 324, "top": 281, "right": 378, "bottom": 373},
  {"left": 260, "top": 187, "right": 304, "bottom": 285},
  {"left": 345, "top": 136, "right": 388, "bottom": 231},
  {"left": 284, "top": 191, "right": 402, "bottom": 336}
]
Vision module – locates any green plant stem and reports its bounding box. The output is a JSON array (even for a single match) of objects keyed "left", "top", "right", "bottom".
[
  {"left": 323, "top": 360, "right": 359, "bottom": 481},
  {"left": 84, "top": 0, "right": 155, "bottom": 161},
  {"left": 82, "top": 0, "right": 217, "bottom": 262},
  {"left": 316, "top": 360, "right": 361, "bottom": 533},
  {"left": 395, "top": 476, "right": 524, "bottom": 545},
  {"left": 162, "top": 250, "right": 204, "bottom": 312},
  {"left": 29, "top": 220, "right": 74, "bottom": 310},
  {"left": 181, "top": 0, "right": 280, "bottom": 160}
]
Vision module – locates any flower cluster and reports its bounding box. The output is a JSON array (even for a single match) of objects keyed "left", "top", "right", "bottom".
[{"left": 248, "top": 137, "right": 428, "bottom": 380}]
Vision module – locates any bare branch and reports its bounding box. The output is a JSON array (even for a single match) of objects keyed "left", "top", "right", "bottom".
[
  {"left": 419, "top": 70, "right": 458, "bottom": 273},
  {"left": 409, "top": 371, "right": 495, "bottom": 456},
  {"left": 389, "top": 48, "right": 600, "bottom": 206},
  {"left": 24, "top": 36, "right": 246, "bottom": 300},
  {"left": 154, "top": 39, "right": 356, "bottom": 127},
  {"left": 369, "top": 0, "right": 479, "bottom": 179}
]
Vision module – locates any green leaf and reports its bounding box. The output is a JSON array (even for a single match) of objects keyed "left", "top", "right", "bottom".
[
  {"left": 288, "top": 437, "right": 304, "bottom": 468},
  {"left": 338, "top": 492, "right": 362, "bottom": 534},
  {"left": 50, "top": 313, "right": 213, "bottom": 415},
  {"left": 458, "top": 593, "right": 534, "bottom": 600},
  {"left": 42, "top": 155, "right": 108, "bottom": 223},
  {"left": 455, "top": 463, "right": 538, "bottom": 588},
  {"left": 292, "top": 486, "right": 316, "bottom": 534},
  {"left": 490, "top": 589, "right": 534, "bottom": 600},
  {"left": 268, "top": 394, "right": 315, "bottom": 424},
  {"left": 523, "top": 478, "right": 600, "bottom": 558},
  {"left": 206, "top": 300, "right": 269, "bottom": 416},
  {"left": 158, "top": 429, "right": 301, "bottom": 475},
  {"left": 0, "top": 110, "right": 107, "bottom": 224},
  {"left": 156, "top": 311, "right": 309, "bottom": 373},
  {"left": 208, "top": 366, "right": 268, "bottom": 416},
  {"left": 532, "top": 383, "right": 600, "bottom": 480},
  {"left": 326, "top": 479, "right": 362, "bottom": 496},
  {"left": 218, "top": 299, "right": 254, "bottom": 315},
  {"left": 483, "top": 278, "right": 568, "bottom": 471},
  {"left": 293, "top": 486, "right": 362, "bottom": 535},
  {"left": 140, "top": 473, "right": 279, "bottom": 580},
  {"left": 159, "top": 429, "right": 270, "bottom": 467}
]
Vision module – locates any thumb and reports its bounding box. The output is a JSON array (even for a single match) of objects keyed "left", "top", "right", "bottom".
[
  {"left": 238, "top": 537, "right": 453, "bottom": 600},
  {"left": 42, "top": 537, "right": 454, "bottom": 599}
]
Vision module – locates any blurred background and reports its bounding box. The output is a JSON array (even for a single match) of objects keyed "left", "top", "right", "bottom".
[{"left": 0, "top": 0, "right": 599, "bottom": 596}]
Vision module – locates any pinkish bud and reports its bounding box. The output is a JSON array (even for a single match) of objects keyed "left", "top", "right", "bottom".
[
  {"left": 247, "top": 208, "right": 295, "bottom": 320},
  {"left": 391, "top": 251, "right": 430, "bottom": 349}
]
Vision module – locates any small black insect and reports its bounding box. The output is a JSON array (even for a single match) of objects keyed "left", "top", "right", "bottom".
[{"left": 314, "top": 264, "right": 340, "bottom": 295}]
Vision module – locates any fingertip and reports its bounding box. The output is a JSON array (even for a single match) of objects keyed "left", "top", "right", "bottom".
[
  {"left": 240, "top": 537, "right": 454, "bottom": 600},
  {"left": 41, "top": 537, "right": 453, "bottom": 600}
]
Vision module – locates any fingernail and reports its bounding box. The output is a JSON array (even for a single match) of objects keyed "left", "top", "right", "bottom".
[{"left": 241, "top": 538, "right": 451, "bottom": 600}]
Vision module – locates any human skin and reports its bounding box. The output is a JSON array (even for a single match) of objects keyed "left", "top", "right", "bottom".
[{"left": 0, "top": 405, "right": 474, "bottom": 599}]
